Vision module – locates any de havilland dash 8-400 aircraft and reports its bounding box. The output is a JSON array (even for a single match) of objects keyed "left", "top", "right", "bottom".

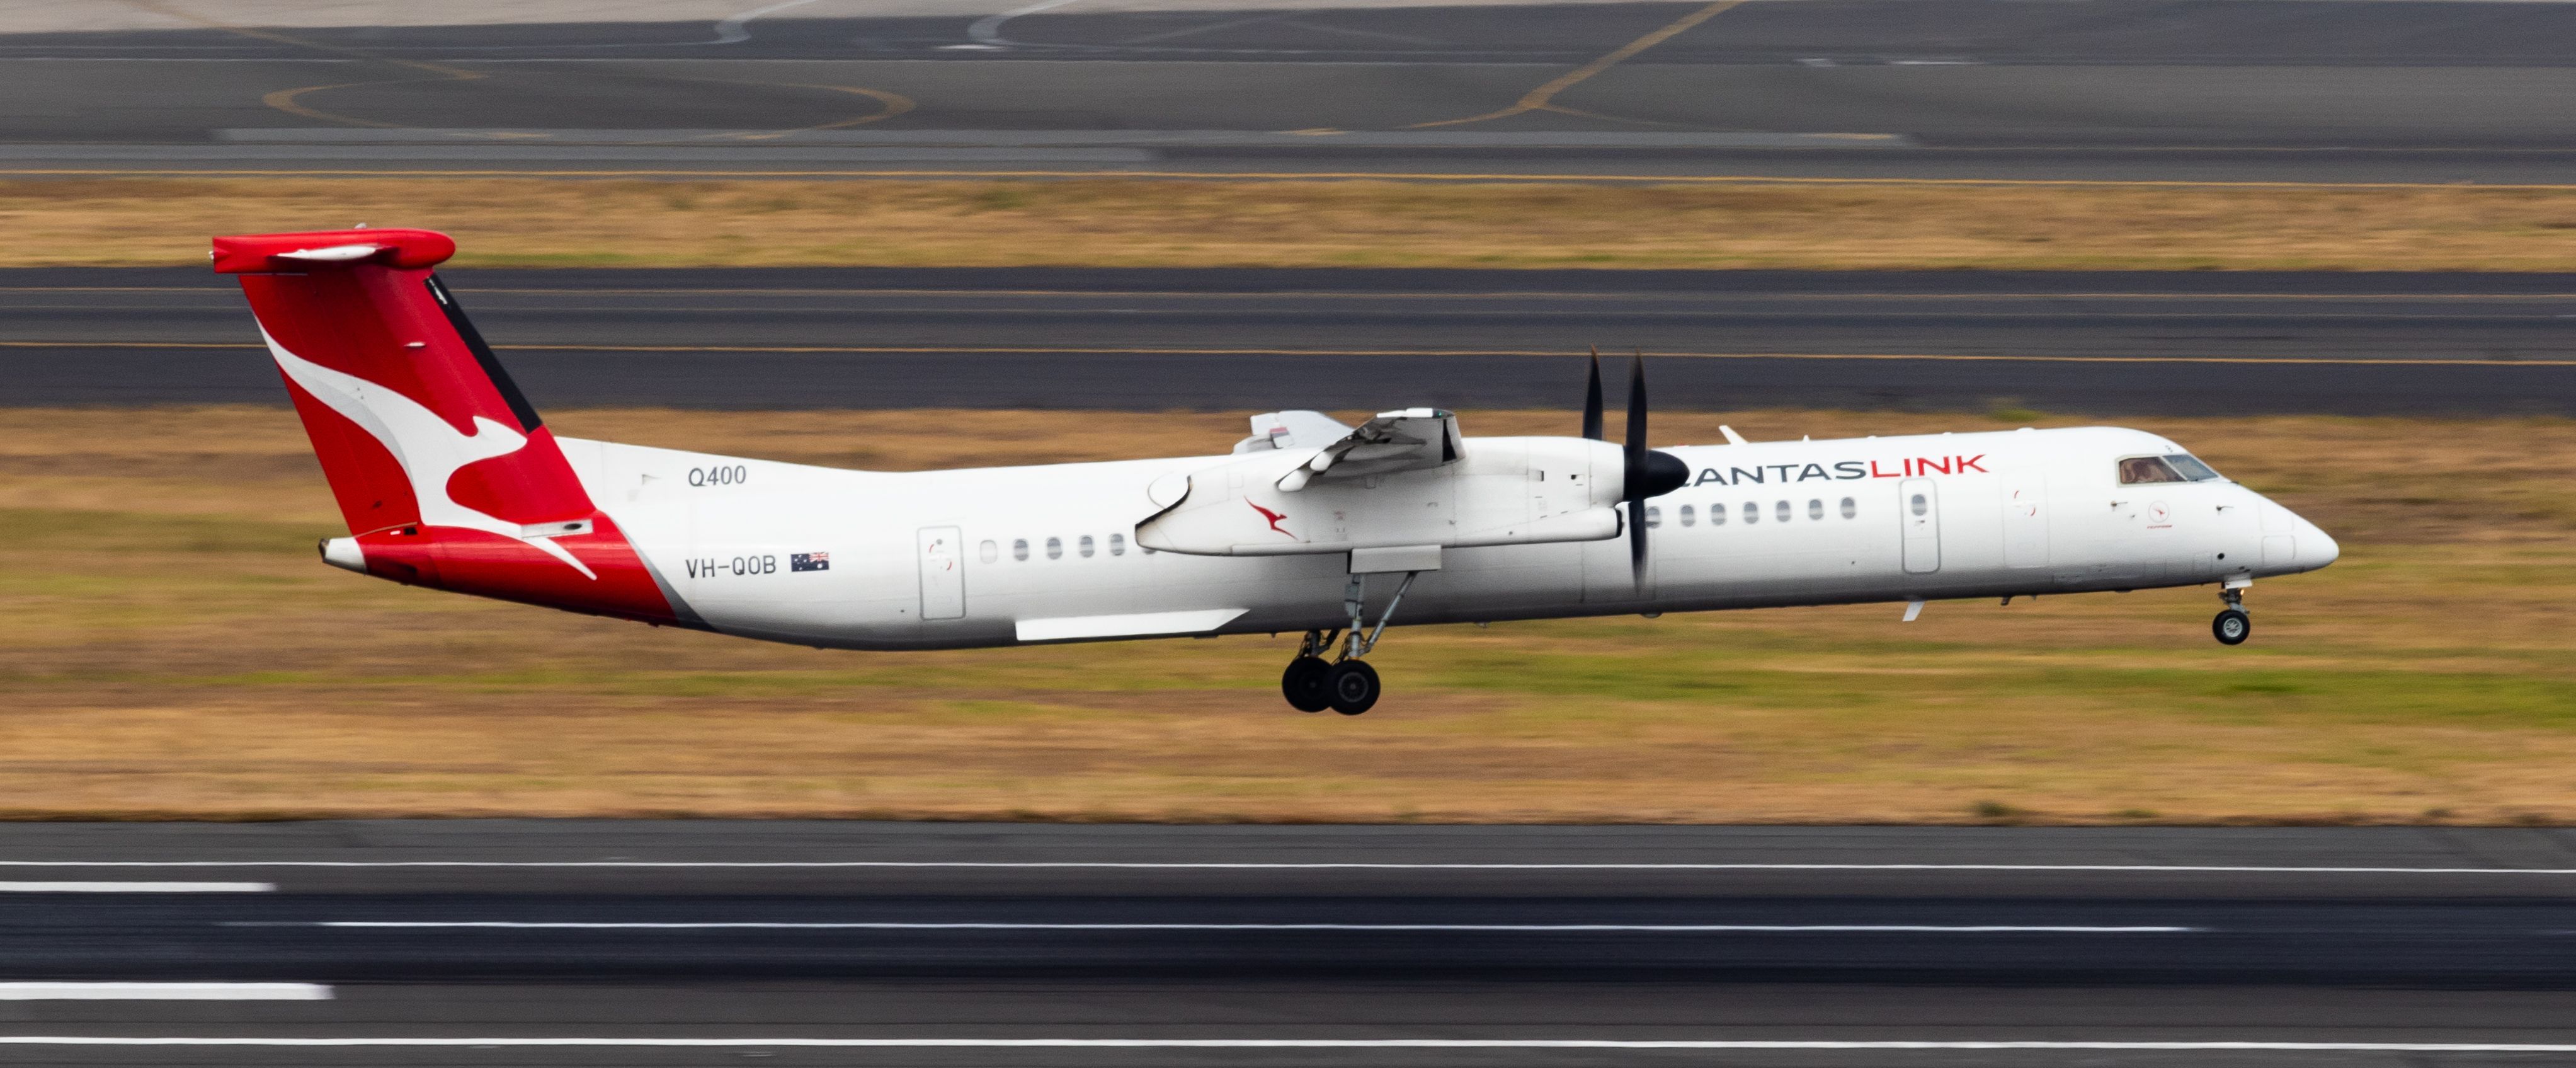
[{"left": 217, "top": 227, "right": 2339, "bottom": 715}]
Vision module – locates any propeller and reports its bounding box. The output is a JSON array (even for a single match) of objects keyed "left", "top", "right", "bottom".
[
  {"left": 1581, "top": 347, "right": 1604, "bottom": 441},
  {"left": 1614, "top": 352, "right": 1691, "bottom": 582}
]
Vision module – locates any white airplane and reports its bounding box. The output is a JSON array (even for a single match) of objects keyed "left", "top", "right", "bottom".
[{"left": 217, "top": 227, "right": 2339, "bottom": 715}]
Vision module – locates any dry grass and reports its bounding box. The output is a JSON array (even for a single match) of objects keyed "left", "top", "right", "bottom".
[
  {"left": 9, "top": 177, "right": 2576, "bottom": 270},
  {"left": 3, "top": 406, "right": 2573, "bottom": 824}
]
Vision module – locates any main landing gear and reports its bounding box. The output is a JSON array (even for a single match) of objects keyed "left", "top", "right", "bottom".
[
  {"left": 1282, "top": 634, "right": 1379, "bottom": 715},
  {"left": 2213, "top": 579, "right": 2252, "bottom": 646},
  {"left": 1282, "top": 643, "right": 1336, "bottom": 713},
  {"left": 1279, "top": 571, "right": 1420, "bottom": 715}
]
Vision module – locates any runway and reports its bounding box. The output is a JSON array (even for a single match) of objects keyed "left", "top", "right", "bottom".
[
  {"left": 6, "top": 1, "right": 2576, "bottom": 183},
  {"left": 1, "top": 822, "right": 2574, "bottom": 1067},
  {"left": 8, "top": 267, "right": 2572, "bottom": 415}
]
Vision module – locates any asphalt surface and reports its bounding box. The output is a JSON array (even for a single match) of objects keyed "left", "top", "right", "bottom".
[
  {"left": 9, "top": 267, "right": 2572, "bottom": 415},
  {"left": 3, "top": 822, "right": 2576, "bottom": 1067},
  {"left": 6, "top": 1, "right": 2576, "bottom": 182}
]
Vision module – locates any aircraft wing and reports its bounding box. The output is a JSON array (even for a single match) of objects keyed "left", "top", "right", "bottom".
[
  {"left": 1234, "top": 410, "right": 1354, "bottom": 453},
  {"left": 1277, "top": 408, "right": 1462, "bottom": 491}
]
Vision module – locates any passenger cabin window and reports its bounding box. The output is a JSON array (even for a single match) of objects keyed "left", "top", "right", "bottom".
[
  {"left": 1774, "top": 500, "right": 1791, "bottom": 523},
  {"left": 2118, "top": 456, "right": 2187, "bottom": 485},
  {"left": 1840, "top": 497, "right": 1857, "bottom": 519},
  {"left": 1109, "top": 532, "right": 1127, "bottom": 556},
  {"left": 1743, "top": 502, "right": 1758, "bottom": 525},
  {"left": 979, "top": 540, "right": 998, "bottom": 564},
  {"left": 1709, "top": 503, "right": 1726, "bottom": 526},
  {"left": 1046, "top": 536, "right": 1063, "bottom": 560},
  {"left": 1644, "top": 506, "right": 1661, "bottom": 529},
  {"left": 1012, "top": 538, "right": 1029, "bottom": 561},
  {"left": 1078, "top": 534, "right": 1096, "bottom": 558},
  {"left": 1808, "top": 498, "right": 1823, "bottom": 520},
  {"left": 1678, "top": 504, "right": 1696, "bottom": 527}
]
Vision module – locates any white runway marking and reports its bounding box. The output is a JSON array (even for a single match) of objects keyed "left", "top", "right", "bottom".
[
  {"left": 7, "top": 861, "right": 2576, "bottom": 875},
  {"left": 0, "top": 881, "right": 273, "bottom": 893},
  {"left": 0, "top": 984, "right": 328, "bottom": 1001},
  {"left": 286, "top": 922, "right": 2199, "bottom": 933},
  {"left": 0, "top": 1038, "right": 2570, "bottom": 1052}
]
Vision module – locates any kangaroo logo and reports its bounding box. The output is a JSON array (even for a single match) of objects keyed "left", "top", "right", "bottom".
[
  {"left": 1248, "top": 500, "right": 1292, "bottom": 537},
  {"left": 261, "top": 327, "right": 595, "bottom": 579}
]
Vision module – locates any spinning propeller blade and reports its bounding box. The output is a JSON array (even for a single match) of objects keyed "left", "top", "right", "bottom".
[
  {"left": 1616, "top": 352, "right": 1692, "bottom": 585},
  {"left": 1582, "top": 347, "right": 1604, "bottom": 441},
  {"left": 1627, "top": 355, "right": 1649, "bottom": 577}
]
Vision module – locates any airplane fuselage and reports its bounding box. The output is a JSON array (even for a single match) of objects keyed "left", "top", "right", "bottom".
[
  {"left": 547, "top": 424, "right": 2339, "bottom": 651},
  {"left": 217, "top": 228, "right": 2341, "bottom": 715}
]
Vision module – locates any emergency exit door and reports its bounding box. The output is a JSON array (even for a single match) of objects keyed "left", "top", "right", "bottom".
[
  {"left": 1900, "top": 478, "right": 1941, "bottom": 574},
  {"left": 916, "top": 525, "right": 966, "bottom": 621}
]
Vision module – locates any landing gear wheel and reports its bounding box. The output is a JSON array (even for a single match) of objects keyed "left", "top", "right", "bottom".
[
  {"left": 1324, "top": 660, "right": 1381, "bottom": 716},
  {"left": 2213, "top": 608, "right": 2251, "bottom": 646},
  {"left": 1281, "top": 656, "right": 1333, "bottom": 713}
]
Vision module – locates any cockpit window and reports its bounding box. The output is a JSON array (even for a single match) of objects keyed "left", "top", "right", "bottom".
[
  {"left": 2165, "top": 453, "right": 2223, "bottom": 481},
  {"left": 2117, "top": 456, "right": 2186, "bottom": 485}
]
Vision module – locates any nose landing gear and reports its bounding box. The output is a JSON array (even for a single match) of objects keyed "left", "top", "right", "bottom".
[{"left": 2213, "top": 580, "right": 2252, "bottom": 646}]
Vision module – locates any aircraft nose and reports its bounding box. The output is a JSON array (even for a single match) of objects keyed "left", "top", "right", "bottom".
[{"left": 2296, "top": 516, "right": 2340, "bottom": 570}]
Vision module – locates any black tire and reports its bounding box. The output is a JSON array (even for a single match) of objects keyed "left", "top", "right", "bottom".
[
  {"left": 1281, "top": 656, "right": 1333, "bottom": 713},
  {"left": 1325, "top": 660, "right": 1381, "bottom": 716},
  {"left": 2213, "top": 608, "right": 2251, "bottom": 646}
]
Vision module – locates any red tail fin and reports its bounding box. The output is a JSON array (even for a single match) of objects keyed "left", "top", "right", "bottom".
[
  {"left": 214, "top": 228, "right": 590, "bottom": 534},
  {"left": 215, "top": 228, "right": 687, "bottom": 625}
]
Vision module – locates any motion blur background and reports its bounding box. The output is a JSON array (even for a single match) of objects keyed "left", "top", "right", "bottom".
[{"left": 1, "top": 1, "right": 2573, "bottom": 1063}]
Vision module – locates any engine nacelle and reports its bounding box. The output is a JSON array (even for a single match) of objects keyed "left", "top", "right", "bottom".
[{"left": 1137, "top": 436, "right": 1625, "bottom": 556}]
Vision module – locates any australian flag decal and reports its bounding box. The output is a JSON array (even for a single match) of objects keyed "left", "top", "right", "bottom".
[{"left": 791, "top": 552, "right": 829, "bottom": 572}]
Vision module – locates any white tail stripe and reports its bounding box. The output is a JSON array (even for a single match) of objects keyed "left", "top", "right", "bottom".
[{"left": 274, "top": 244, "right": 384, "bottom": 263}]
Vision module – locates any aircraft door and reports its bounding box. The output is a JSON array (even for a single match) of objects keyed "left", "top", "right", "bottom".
[
  {"left": 2001, "top": 471, "right": 2049, "bottom": 568},
  {"left": 1900, "top": 478, "right": 1941, "bottom": 575},
  {"left": 916, "top": 525, "right": 966, "bottom": 621}
]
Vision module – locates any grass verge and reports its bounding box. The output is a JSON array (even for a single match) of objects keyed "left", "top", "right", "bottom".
[
  {"left": 1, "top": 406, "right": 2571, "bottom": 823},
  {"left": 9, "top": 177, "right": 2576, "bottom": 270}
]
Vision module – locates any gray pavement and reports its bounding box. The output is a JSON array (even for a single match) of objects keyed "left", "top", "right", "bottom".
[
  {"left": 1, "top": 823, "right": 2575, "bottom": 1066},
  {"left": 9, "top": 266, "right": 2572, "bottom": 415},
  {"left": 5, "top": 1, "right": 2575, "bottom": 182}
]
